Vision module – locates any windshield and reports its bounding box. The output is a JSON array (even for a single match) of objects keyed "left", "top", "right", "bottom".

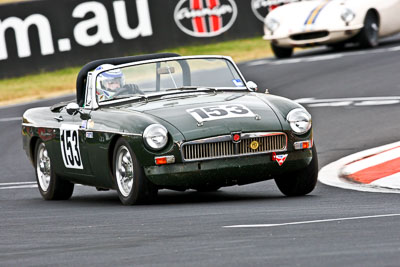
[{"left": 95, "top": 57, "right": 246, "bottom": 103}]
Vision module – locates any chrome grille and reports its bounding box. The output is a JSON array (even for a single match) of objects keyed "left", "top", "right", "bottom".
[{"left": 181, "top": 132, "right": 287, "bottom": 161}]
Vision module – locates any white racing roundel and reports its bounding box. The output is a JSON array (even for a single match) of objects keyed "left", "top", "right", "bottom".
[
  {"left": 174, "top": 0, "right": 238, "bottom": 38},
  {"left": 187, "top": 104, "right": 255, "bottom": 123}
]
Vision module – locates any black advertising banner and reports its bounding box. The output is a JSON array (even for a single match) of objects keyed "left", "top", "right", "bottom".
[{"left": 0, "top": 0, "right": 273, "bottom": 78}]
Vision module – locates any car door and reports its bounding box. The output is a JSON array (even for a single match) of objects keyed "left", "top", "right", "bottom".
[{"left": 51, "top": 107, "right": 94, "bottom": 181}]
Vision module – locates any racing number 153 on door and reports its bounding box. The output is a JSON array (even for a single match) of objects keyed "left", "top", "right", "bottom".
[{"left": 60, "top": 125, "right": 83, "bottom": 169}]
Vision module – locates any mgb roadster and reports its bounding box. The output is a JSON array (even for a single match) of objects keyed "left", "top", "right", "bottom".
[{"left": 22, "top": 53, "right": 318, "bottom": 205}]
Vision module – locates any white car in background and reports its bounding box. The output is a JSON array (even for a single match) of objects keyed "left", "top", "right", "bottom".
[{"left": 263, "top": 0, "right": 400, "bottom": 58}]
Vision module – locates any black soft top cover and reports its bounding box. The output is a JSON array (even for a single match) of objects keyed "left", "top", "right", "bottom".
[{"left": 76, "top": 53, "right": 180, "bottom": 106}]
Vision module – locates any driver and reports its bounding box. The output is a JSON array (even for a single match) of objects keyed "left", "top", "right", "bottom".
[{"left": 96, "top": 64, "right": 125, "bottom": 101}]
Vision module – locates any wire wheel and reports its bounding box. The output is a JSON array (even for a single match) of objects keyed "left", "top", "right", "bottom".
[
  {"left": 36, "top": 142, "right": 51, "bottom": 192},
  {"left": 115, "top": 145, "right": 134, "bottom": 197},
  {"left": 34, "top": 140, "right": 74, "bottom": 200},
  {"left": 365, "top": 17, "right": 379, "bottom": 46},
  {"left": 113, "top": 138, "right": 158, "bottom": 205}
]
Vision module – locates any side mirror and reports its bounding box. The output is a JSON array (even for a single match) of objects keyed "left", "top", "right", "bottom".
[
  {"left": 246, "top": 81, "right": 258, "bottom": 92},
  {"left": 66, "top": 103, "right": 80, "bottom": 115}
]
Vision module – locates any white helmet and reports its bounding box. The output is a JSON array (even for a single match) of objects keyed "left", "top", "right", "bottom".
[{"left": 96, "top": 64, "right": 125, "bottom": 91}]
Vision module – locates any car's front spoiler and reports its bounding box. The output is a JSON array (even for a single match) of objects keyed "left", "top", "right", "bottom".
[{"left": 144, "top": 149, "right": 313, "bottom": 189}]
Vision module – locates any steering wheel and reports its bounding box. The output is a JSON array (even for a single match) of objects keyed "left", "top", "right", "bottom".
[{"left": 114, "top": 84, "right": 144, "bottom": 97}]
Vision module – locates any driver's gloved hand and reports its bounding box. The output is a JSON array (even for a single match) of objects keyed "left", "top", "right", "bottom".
[{"left": 123, "top": 84, "right": 140, "bottom": 93}]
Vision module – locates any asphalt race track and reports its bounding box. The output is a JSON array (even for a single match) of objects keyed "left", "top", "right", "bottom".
[{"left": 1, "top": 36, "right": 400, "bottom": 266}]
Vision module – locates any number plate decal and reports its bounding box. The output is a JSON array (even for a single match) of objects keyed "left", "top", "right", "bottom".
[
  {"left": 187, "top": 104, "right": 255, "bottom": 123},
  {"left": 60, "top": 125, "right": 83, "bottom": 169}
]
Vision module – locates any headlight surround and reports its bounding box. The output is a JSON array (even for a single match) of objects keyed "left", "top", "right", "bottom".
[
  {"left": 287, "top": 108, "right": 312, "bottom": 135},
  {"left": 265, "top": 17, "right": 280, "bottom": 32},
  {"left": 341, "top": 8, "right": 355, "bottom": 23},
  {"left": 143, "top": 124, "right": 168, "bottom": 150}
]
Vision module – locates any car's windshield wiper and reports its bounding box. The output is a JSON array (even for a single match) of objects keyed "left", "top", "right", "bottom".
[{"left": 165, "top": 86, "right": 216, "bottom": 92}]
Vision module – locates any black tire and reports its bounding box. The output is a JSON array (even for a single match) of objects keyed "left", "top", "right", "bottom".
[
  {"left": 34, "top": 140, "right": 74, "bottom": 200},
  {"left": 113, "top": 138, "right": 158, "bottom": 205},
  {"left": 271, "top": 43, "right": 293, "bottom": 59},
  {"left": 274, "top": 145, "right": 318, "bottom": 196},
  {"left": 358, "top": 11, "right": 379, "bottom": 48}
]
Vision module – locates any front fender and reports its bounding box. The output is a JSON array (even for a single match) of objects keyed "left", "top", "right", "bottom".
[{"left": 90, "top": 108, "right": 185, "bottom": 167}]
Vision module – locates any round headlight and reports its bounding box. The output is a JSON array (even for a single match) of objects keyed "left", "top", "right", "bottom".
[
  {"left": 266, "top": 18, "right": 280, "bottom": 32},
  {"left": 341, "top": 8, "right": 355, "bottom": 23},
  {"left": 143, "top": 124, "right": 168, "bottom": 150},
  {"left": 287, "top": 108, "right": 312, "bottom": 135}
]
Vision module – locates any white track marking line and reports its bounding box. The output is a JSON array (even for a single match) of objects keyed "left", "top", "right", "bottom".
[
  {"left": 342, "top": 147, "right": 400, "bottom": 175},
  {"left": 388, "top": 45, "right": 400, "bottom": 51},
  {"left": 271, "top": 54, "right": 342, "bottom": 65},
  {"left": 0, "top": 185, "right": 38, "bottom": 190},
  {"left": 0, "top": 117, "right": 21, "bottom": 122},
  {"left": 295, "top": 96, "right": 400, "bottom": 104},
  {"left": 296, "top": 97, "right": 400, "bottom": 108},
  {"left": 247, "top": 60, "right": 271, "bottom": 66},
  {"left": 0, "top": 182, "right": 37, "bottom": 190},
  {"left": 0, "top": 182, "right": 84, "bottom": 190},
  {"left": 223, "top": 214, "right": 400, "bottom": 228},
  {"left": 271, "top": 58, "right": 303, "bottom": 65},
  {"left": 308, "top": 101, "right": 353, "bottom": 107},
  {"left": 318, "top": 141, "right": 400, "bottom": 194},
  {"left": 354, "top": 100, "right": 400, "bottom": 106},
  {"left": 0, "top": 181, "right": 36, "bottom": 186},
  {"left": 305, "top": 54, "right": 343, "bottom": 62}
]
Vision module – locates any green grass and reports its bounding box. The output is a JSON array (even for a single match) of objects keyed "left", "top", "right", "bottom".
[
  {"left": 0, "top": 36, "right": 272, "bottom": 105},
  {"left": 160, "top": 37, "right": 271, "bottom": 62}
]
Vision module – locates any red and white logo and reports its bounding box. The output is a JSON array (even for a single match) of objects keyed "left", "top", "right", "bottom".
[
  {"left": 174, "top": 0, "right": 238, "bottom": 37},
  {"left": 272, "top": 152, "right": 288, "bottom": 166}
]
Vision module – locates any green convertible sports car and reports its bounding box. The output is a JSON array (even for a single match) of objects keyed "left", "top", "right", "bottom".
[{"left": 22, "top": 53, "right": 318, "bottom": 205}]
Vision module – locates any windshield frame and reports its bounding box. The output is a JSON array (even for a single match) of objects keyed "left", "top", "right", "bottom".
[{"left": 86, "top": 55, "right": 250, "bottom": 109}]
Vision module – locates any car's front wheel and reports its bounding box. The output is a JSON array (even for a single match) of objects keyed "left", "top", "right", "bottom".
[
  {"left": 274, "top": 145, "right": 318, "bottom": 196},
  {"left": 113, "top": 138, "right": 158, "bottom": 205},
  {"left": 34, "top": 140, "right": 74, "bottom": 200},
  {"left": 358, "top": 11, "right": 379, "bottom": 48},
  {"left": 271, "top": 43, "right": 293, "bottom": 59}
]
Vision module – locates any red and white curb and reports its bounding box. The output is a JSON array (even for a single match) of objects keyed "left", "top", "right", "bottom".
[{"left": 319, "top": 141, "right": 400, "bottom": 193}]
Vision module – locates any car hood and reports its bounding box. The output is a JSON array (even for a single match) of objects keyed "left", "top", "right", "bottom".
[
  {"left": 269, "top": 0, "right": 346, "bottom": 32},
  {"left": 121, "top": 92, "right": 283, "bottom": 141}
]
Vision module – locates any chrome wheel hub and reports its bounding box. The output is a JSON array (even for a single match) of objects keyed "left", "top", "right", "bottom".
[
  {"left": 371, "top": 23, "right": 379, "bottom": 32},
  {"left": 115, "top": 146, "right": 134, "bottom": 197},
  {"left": 368, "top": 21, "right": 379, "bottom": 44},
  {"left": 36, "top": 143, "right": 51, "bottom": 191}
]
